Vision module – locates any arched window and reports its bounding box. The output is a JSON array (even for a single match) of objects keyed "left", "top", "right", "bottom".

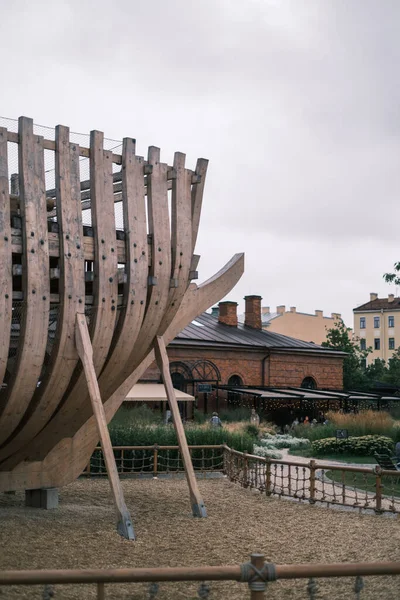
[
  {"left": 171, "top": 371, "right": 186, "bottom": 392},
  {"left": 228, "top": 374, "right": 243, "bottom": 387},
  {"left": 191, "top": 360, "right": 221, "bottom": 382},
  {"left": 227, "top": 374, "right": 243, "bottom": 405},
  {"left": 301, "top": 376, "right": 317, "bottom": 390}
]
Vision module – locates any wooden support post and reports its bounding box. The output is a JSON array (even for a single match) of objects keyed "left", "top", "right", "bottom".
[
  {"left": 75, "top": 314, "right": 135, "bottom": 540},
  {"left": 154, "top": 336, "right": 207, "bottom": 517},
  {"left": 309, "top": 460, "right": 316, "bottom": 504}
]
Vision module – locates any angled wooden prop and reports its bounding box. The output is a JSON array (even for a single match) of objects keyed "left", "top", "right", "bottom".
[
  {"left": 154, "top": 336, "right": 207, "bottom": 518},
  {"left": 0, "top": 115, "right": 244, "bottom": 539},
  {"left": 75, "top": 314, "right": 135, "bottom": 540}
]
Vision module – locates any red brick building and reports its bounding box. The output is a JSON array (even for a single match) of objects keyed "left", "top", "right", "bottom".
[{"left": 142, "top": 295, "right": 345, "bottom": 415}]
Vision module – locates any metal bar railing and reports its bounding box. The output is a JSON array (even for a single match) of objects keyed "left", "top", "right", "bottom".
[{"left": 1, "top": 554, "right": 400, "bottom": 599}]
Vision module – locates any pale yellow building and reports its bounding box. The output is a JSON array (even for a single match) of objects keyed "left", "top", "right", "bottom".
[
  {"left": 239, "top": 305, "right": 342, "bottom": 344},
  {"left": 353, "top": 293, "right": 400, "bottom": 364}
]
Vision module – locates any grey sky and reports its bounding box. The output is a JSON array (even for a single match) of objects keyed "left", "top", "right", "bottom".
[{"left": 1, "top": 0, "right": 399, "bottom": 326}]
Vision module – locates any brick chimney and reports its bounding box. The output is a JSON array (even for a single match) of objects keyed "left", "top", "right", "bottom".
[
  {"left": 218, "top": 301, "right": 238, "bottom": 327},
  {"left": 370, "top": 292, "right": 378, "bottom": 301},
  {"left": 277, "top": 305, "right": 285, "bottom": 315},
  {"left": 262, "top": 306, "right": 270, "bottom": 315},
  {"left": 290, "top": 306, "right": 296, "bottom": 313},
  {"left": 388, "top": 294, "right": 395, "bottom": 303},
  {"left": 244, "top": 295, "right": 262, "bottom": 329},
  {"left": 211, "top": 306, "right": 219, "bottom": 317},
  {"left": 315, "top": 310, "right": 323, "bottom": 318}
]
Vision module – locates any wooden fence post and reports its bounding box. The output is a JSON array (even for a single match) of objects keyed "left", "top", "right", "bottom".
[
  {"left": 375, "top": 466, "right": 383, "bottom": 513},
  {"left": 265, "top": 461, "right": 271, "bottom": 496},
  {"left": 243, "top": 454, "right": 249, "bottom": 488},
  {"left": 97, "top": 582, "right": 105, "bottom": 600},
  {"left": 309, "top": 460, "right": 316, "bottom": 504},
  {"left": 153, "top": 444, "right": 158, "bottom": 478}
]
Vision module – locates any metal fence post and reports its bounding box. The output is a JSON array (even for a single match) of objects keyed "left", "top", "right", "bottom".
[
  {"left": 153, "top": 444, "right": 158, "bottom": 478},
  {"left": 249, "top": 553, "right": 266, "bottom": 599},
  {"left": 309, "top": 460, "right": 316, "bottom": 504}
]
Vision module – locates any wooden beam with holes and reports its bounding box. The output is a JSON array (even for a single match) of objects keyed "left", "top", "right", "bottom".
[
  {"left": 98, "top": 138, "right": 148, "bottom": 401},
  {"left": 0, "top": 118, "right": 50, "bottom": 446},
  {"left": 0, "top": 128, "right": 12, "bottom": 388},
  {"left": 0, "top": 126, "right": 85, "bottom": 462}
]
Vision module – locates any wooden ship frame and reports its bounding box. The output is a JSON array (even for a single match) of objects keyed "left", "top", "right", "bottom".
[{"left": 0, "top": 117, "right": 244, "bottom": 539}]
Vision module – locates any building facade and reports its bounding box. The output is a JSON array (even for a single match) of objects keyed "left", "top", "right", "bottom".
[
  {"left": 239, "top": 305, "right": 342, "bottom": 345},
  {"left": 143, "top": 295, "right": 345, "bottom": 414},
  {"left": 353, "top": 293, "right": 400, "bottom": 364}
]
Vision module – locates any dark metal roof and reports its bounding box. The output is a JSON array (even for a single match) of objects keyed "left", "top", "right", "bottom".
[
  {"left": 353, "top": 297, "right": 400, "bottom": 311},
  {"left": 171, "top": 312, "right": 344, "bottom": 356},
  {"left": 217, "top": 385, "right": 400, "bottom": 403}
]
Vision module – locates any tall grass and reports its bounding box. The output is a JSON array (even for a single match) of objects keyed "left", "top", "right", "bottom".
[
  {"left": 110, "top": 404, "right": 162, "bottom": 427},
  {"left": 293, "top": 410, "right": 400, "bottom": 442},
  {"left": 108, "top": 422, "right": 254, "bottom": 453}
]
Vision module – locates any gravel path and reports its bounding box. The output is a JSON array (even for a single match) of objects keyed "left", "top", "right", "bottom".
[{"left": 1, "top": 478, "right": 400, "bottom": 599}]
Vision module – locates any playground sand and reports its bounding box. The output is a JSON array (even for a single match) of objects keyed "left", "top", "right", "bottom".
[{"left": 0, "top": 477, "right": 399, "bottom": 599}]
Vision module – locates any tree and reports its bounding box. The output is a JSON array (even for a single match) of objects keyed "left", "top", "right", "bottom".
[
  {"left": 383, "top": 263, "right": 400, "bottom": 286},
  {"left": 322, "top": 320, "right": 371, "bottom": 390}
]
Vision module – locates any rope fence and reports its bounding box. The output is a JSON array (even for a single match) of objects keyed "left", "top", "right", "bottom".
[
  {"left": 83, "top": 445, "right": 224, "bottom": 477},
  {"left": 1, "top": 553, "right": 400, "bottom": 599},
  {"left": 84, "top": 444, "right": 400, "bottom": 514}
]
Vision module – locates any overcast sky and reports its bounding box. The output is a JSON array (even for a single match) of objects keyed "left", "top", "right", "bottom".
[{"left": 1, "top": 0, "right": 399, "bottom": 326}]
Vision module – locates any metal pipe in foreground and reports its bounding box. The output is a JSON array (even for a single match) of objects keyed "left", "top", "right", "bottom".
[{"left": 1, "top": 561, "right": 400, "bottom": 586}]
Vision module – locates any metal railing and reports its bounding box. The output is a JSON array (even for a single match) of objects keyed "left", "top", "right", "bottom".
[{"left": 1, "top": 553, "right": 400, "bottom": 598}]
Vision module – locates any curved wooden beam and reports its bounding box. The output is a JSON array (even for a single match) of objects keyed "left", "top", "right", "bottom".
[
  {"left": 0, "top": 127, "right": 85, "bottom": 462},
  {"left": 0, "top": 128, "right": 12, "bottom": 388},
  {"left": 0, "top": 118, "right": 50, "bottom": 445},
  {"left": 98, "top": 139, "right": 147, "bottom": 401},
  {"left": 13, "top": 131, "right": 119, "bottom": 462}
]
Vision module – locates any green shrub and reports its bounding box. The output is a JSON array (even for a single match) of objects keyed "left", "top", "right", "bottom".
[
  {"left": 293, "top": 423, "right": 337, "bottom": 442},
  {"left": 311, "top": 435, "right": 394, "bottom": 456},
  {"left": 245, "top": 424, "right": 260, "bottom": 438}
]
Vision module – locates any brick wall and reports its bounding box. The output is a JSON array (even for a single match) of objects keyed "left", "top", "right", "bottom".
[
  {"left": 141, "top": 346, "right": 343, "bottom": 390},
  {"left": 268, "top": 352, "right": 343, "bottom": 389}
]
